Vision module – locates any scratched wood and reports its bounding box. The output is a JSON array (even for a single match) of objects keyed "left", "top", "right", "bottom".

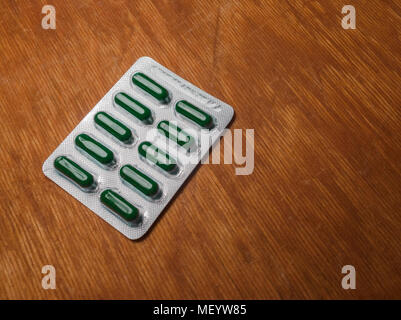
[{"left": 0, "top": 0, "right": 400, "bottom": 299}]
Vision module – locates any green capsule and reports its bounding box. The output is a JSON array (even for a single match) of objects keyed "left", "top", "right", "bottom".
[
  {"left": 157, "top": 120, "right": 194, "bottom": 150},
  {"left": 54, "top": 156, "right": 95, "bottom": 189},
  {"left": 100, "top": 189, "right": 139, "bottom": 223},
  {"left": 114, "top": 92, "right": 153, "bottom": 124},
  {"left": 138, "top": 141, "right": 178, "bottom": 173},
  {"left": 94, "top": 112, "right": 133, "bottom": 144},
  {"left": 176, "top": 100, "right": 214, "bottom": 129},
  {"left": 132, "top": 72, "right": 170, "bottom": 103},
  {"left": 120, "top": 165, "right": 160, "bottom": 198},
  {"left": 75, "top": 133, "right": 115, "bottom": 166}
]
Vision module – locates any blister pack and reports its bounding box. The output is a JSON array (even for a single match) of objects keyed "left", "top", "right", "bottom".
[{"left": 42, "top": 57, "right": 234, "bottom": 239}]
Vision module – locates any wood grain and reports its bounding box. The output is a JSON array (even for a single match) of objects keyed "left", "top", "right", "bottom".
[{"left": 0, "top": 0, "right": 400, "bottom": 299}]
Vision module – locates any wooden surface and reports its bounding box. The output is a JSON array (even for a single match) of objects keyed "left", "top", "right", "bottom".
[{"left": 0, "top": 0, "right": 400, "bottom": 299}]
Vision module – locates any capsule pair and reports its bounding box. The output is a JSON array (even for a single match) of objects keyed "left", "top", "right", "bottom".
[
  {"left": 78, "top": 112, "right": 133, "bottom": 165},
  {"left": 132, "top": 73, "right": 214, "bottom": 129},
  {"left": 54, "top": 156, "right": 142, "bottom": 224},
  {"left": 74, "top": 132, "right": 181, "bottom": 174}
]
